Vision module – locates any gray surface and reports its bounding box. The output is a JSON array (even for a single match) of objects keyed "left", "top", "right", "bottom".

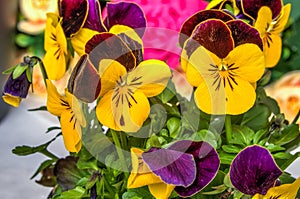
[{"left": 0, "top": 99, "right": 299, "bottom": 198}]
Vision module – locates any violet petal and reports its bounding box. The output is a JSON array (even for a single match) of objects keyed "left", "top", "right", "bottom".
[
  {"left": 241, "top": 0, "right": 282, "bottom": 20},
  {"left": 84, "top": 0, "right": 107, "bottom": 32},
  {"left": 59, "top": 0, "right": 88, "bottom": 37},
  {"left": 3, "top": 72, "right": 30, "bottom": 98},
  {"left": 68, "top": 54, "right": 101, "bottom": 103},
  {"left": 169, "top": 141, "right": 220, "bottom": 197},
  {"left": 85, "top": 33, "right": 136, "bottom": 71},
  {"left": 230, "top": 145, "right": 282, "bottom": 195},
  {"left": 227, "top": 20, "right": 263, "bottom": 50},
  {"left": 185, "top": 19, "right": 234, "bottom": 59},
  {"left": 104, "top": 2, "right": 146, "bottom": 37},
  {"left": 142, "top": 147, "right": 196, "bottom": 187},
  {"left": 179, "top": 10, "right": 234, "bottom": 47}
]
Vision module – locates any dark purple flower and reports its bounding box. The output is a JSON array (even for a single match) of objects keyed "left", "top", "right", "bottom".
[
  {"left": 2, "top": 72, "right": 31, "bottom": 107},
  {"left": 83, "top": 0, "right": 107, "bottom": 32},
  {"left": 230, "top": 145, "right": 282, "bottom": 195},
  {"left": 240, "top": 0, "right": 282, "bottom": 20},
  {"left": 58, "top": 0, "right": 89, "bottom": 37},
  {"left": 143, "top": 140, "right": 220, "bottom": 197}
]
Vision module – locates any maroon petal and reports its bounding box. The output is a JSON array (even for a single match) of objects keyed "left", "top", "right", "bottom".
[
  {"left": 85, "top": 33, "right": 136, "bottom": 71},
  {"left": 83, "top": 0, "right": 107, "bottom": 32},
  {"left": 59, "top": 0, "right": 88, "bottom": 37},
  {"left": 142, "top": 147, "right": 196, "bottom": 187},
  {"left": 230, "top": 145, "right": 282, "bottom": 195},
  {"left": 104, "top": 2, "right": 146, "bottom": 37},
  {"left": 227, "top": 20, "right": 263, "bottom": 50},
  {"left": 179, "top": 10, "right": 234, "bottom": 48},
  {"left": 241, "top": 0, "right": 282, "bottom": 20},
  {"left": 168, "top": 141, "right": 220, "bottom": 197},
  {"left": 67, "top": 54, "right": 101, "bottom": 103},
  {"left": 185, "top": 19, "right": 234, "bottom": 58}
]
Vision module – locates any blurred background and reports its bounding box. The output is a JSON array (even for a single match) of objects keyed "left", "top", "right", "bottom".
[{"left": 0, "top": 0, "right": 300, "bottom": 198}]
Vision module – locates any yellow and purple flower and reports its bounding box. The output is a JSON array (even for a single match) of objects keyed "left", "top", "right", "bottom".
[
  {"left": 128, "top": 140, "right": 220, "bottom": 198},
  {"left": 180, "top": 10, "right": 265, "bottom": 115},
  {"left": 229, "top": 145, "right": 282, "bottom": 196},
  {"left": 46, "top": 80, "right": 86, "bottom": 153}
]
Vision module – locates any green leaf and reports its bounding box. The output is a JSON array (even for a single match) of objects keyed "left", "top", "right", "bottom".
[
  {"left": 269, "top": 124, "right": 300, "bottom": 146},
  {"left": 26, "top": 67, "right": 33, "bottom": 82},
  {"left": 273, "top": 152, "right": 293, "bottom": 159},
  {"left": 60, "top": 186, "right": 86, "bottom": 199},
  {"left": 77, "top": 158, "right": 98, "bottom": 170},
  {"left": 201, "top": 171, "right": 226, "bottom": 195},
  {"left": 230, "top": 125, "right": 255, "bottom": 146},
  {"left": 223, "top": 174, "right": 233, "bottom": 188},
  {"left": 15, "top": 33, "right": 34, "bottom": 47},
  {"left": 266, "top": 144, "right": 285, "bottom": 152},
  {"left": 167, "top": 117, "right": 181, "bottom": 138},
  {"left": 221, "top": 145, "right": 242, "bottom": 154},
  {"left": 219, "top": 151, "right": 236, "bottom": 165},
  {"left": 241, "top": 104, "right": 271, "bottom": 131},
  {"left": 253, "top": 129, "right": 268, "bottom": 144},
  {"left": 122, "top": 186, "right": 153, "bottom": 199},
  {"left": 2, "top": 64, "right": 18, "bottom": 74},
  {"left": 191, "top": 130, "right": 218, "bottom": 149},
  {"left": 158, "top": 80, "right": 176, "bottom": 103},
  {"left": 28, "top": 106, "right": 48, "bottom": 111},
  {"left": 12, "top": 65, "right": 28, "bottom": 79},
  {"left": 30, "top": 159, "right": 55, "bottom": 179}
]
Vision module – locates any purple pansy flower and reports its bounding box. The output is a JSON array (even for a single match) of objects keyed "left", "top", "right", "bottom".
[
  {"left": 230, "top": 145, "right": 282, "bottom": 195},
  {"left": 142, "top": 140, "right": 220, "bottom": 197}
]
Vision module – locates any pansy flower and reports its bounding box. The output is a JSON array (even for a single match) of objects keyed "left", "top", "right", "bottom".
[
  {"left": 95, "top": 58, "right": 171, "bottom": 132},
  {"left": 229, "top": 145, "right": 282, "bottom": 196},
  {"left": 46, "top": 80, "right": 86, "bottom": 153},
  {"left": 128, "top": 140, "right": 220, "bottom": 198},
  {"left": 180, "top": 12, "right": 265, "bottom": 115},
  {"left": 252, "top": 178, "right": 300, "bottom": 199},
  {"left": 43, "top": 13, "right": 68, "bottom": 80},
  {"left": 254, "top": 3, "right": 291, "bottom": 67},
  {"left": 70, "top": 0, "right": 146, "bottom": 56},
  {"left": 2, "top": 72, "right": 31, "bottom": 107}
]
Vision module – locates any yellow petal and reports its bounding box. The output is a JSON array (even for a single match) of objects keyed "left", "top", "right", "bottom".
[
  {"left": 99, "top": 59, "right": 127, "bottom": 96},
  {"left": 253, "top": 178, "right": 300, "bottom": 199},
  {"left": 272, "top": 4, "right": 291, "bottom": 34},
  {"left": 148, "top": 183, "right": 175, "bottom": 199},
  {"left": 71, "top": 28, "right": 99, "bottom": 56},
  {"left": 180, "top": 47, "right": 189, "bottom": 72},
  {"left": 127, "top": 148, "right": 163, "bottom": 189},
  {"left": 225, "top": 44, "right": 265, "bottom": 82},
  {"left": 56, "top": 21, "right": 68, "bottom": 55},
  {"left": 96, "top": 90, "right": 121, "bottom": 131},
  {"left": 46, "top": 79, "right": 68, "bottom": 116},
  {"left": 124, "top": 92, "right": 150, "bottom": 132},
  {"left": 195, "top": 76, "right": 256, "bottom": 115},
  {"left": 185, "top": 62, "right": 204, "bottom": 87},
  {"left": 2, "top": 94, "right": 21, "bottom": 107},
  {"left": 264, "top": 34, "right": 282, "bottom": 68},
  {"left": 255, "top": 6, "right": 273, "bottom": 36},
  {"left": 60, "top": 110, "right": 82, "bottom": 153},
  {"left": 109, "top": 24, "right": 144, "bottom": 53},
  {"left": 127, "top": 59, "right": 171, "bottom": 97},
  {"left": 43, "top": 47, "right": 67, "bottom": 80},
  {"left": 65, "top": 90, "right": 86, "bottom": 127},
  {"left": 44, "top": 13, "right": 60, "bottom": 50}
]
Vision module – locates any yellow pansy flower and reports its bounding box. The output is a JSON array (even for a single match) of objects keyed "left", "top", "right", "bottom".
[
  {"left": 255, "top": 4, "right": 291, "bottom": 68},
  {"left": 127, "top": 148, "right": 175, "bottom": 199},
  {"left": 46, "top": 80, "right": 86, "bottom": 153},
  {"left": 43, "top": 13, "right": 68, "bottom": 80},
  {"left": 252, "top": 178, "right": 300, "bottom": 199},
  {"left": 96, "top": 59, "right": 171, "bottom": 132}
]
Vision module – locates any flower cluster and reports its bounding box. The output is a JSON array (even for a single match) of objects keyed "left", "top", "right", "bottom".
[{"left": 2, "top": 0, "right": 300, "bottom": 198}]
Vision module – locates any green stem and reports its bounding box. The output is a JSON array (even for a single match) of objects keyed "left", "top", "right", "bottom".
[
  {"left": 40, "top": 149, "right": 59, "bottom": 161},
  {"left": 111, "top": 130, "right": 128, "bottom": 172},
  {"left": 31, "top": 56, "right": 48, "bottom": 86},
  {"left": 225, "top": 115, "right": 232, "bottom": 144},
  {"left": 292, "top": 110, "right": 300, "bottom": 124},
  {"left": 120, "top": 132, "right": 128, "bottom": 151}
]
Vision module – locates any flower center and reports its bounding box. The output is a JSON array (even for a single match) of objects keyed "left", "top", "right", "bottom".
[{"left": 209, "top": 61, "right": 239, "bottom": 91}]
